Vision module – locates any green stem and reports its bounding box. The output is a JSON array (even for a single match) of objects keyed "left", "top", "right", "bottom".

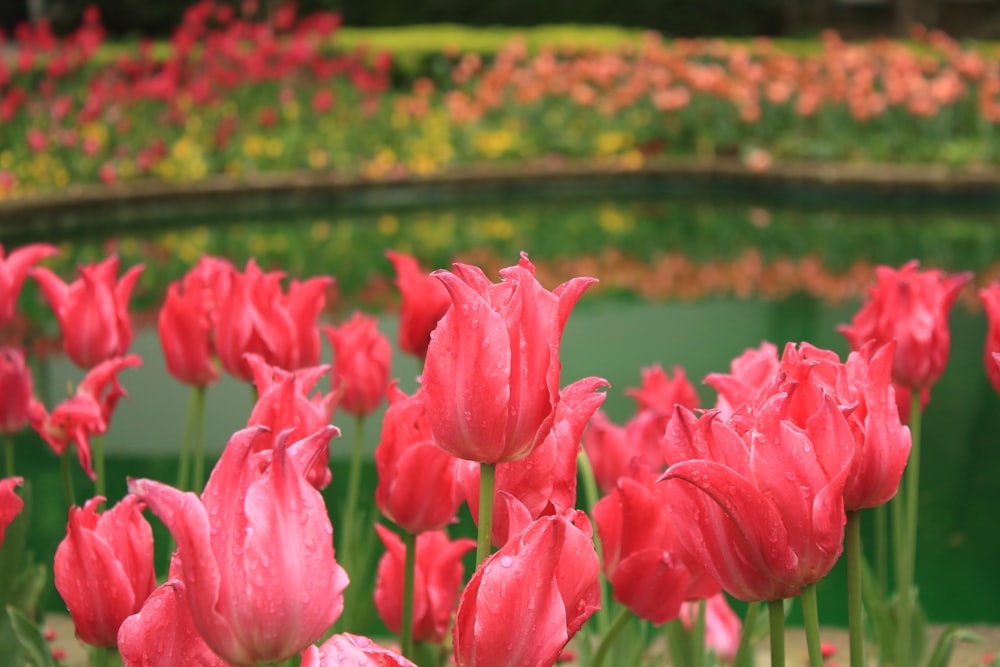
[
  {"left": 768, "top": 599, "right": 785, "bottom": 667},
  {"left": 733, "top": 602, "right": 760, "bottom": 667},
  {"left": 90, "top": 645, "right": 109, "bottom": 667},
  {"left": 577, "top": 450, "right": 609, "bottom": 633},
  {"left": 847, "top": 511, "right": 866, "bottom": 667},
  {"left": 343, "top": 416, "right": 367, "bottom": 548},
  {"left": 895, "top": 392, "right": 923, "bottom": 667},
  {"left": 665, "top": 618, "right": 693, "bottom": 667},
  {"left": 476, "top": 462, "right": 496, "bottom": 567},
  {"left": 4, "top": 434, "right": 14, "bottom": 477},
  {"left": 801, "top": 584, "right": 824, "bottom": 667},
  {"left": 92, "top": 434, "right": 105, "bottom": 500},
  {"left": 176, "top": 387, "right": 196, "bottom": 491},
  {"left": 874, "top": 503, "right": 887, "bottom": 597},
  {"left": 592, "top": 607, "right": 633, "bottom": 667},
  {"left": 401, "top": 531, "right": 417, "bottom": 660},
  {"left": 60, "top": 449, "right": 76, "bottom": 510},
  {"left": 192, "top": 385, "right": 207, "bottom": 492},
  {"left": 692, "top": 597, "right": 707, "bottom": 667}
]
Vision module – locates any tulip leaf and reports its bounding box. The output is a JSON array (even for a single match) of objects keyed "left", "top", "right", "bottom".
[
  {"left": 923, "top": 624, "right": 983, "bottom": 667},
  {"left": 7, "top": 565, "right": 46, "bottom": 618},
  {"left": 860, "top": 557, "right": 895, "bottom": 664},
  {"left": 5, "top": 606, "right": 55, "bottom": 667},
  {"left": 0, "top": 482, "right": 32, "bottom": 609}
]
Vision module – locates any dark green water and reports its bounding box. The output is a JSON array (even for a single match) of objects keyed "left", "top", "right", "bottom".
[{"left": 5, "top": 189, "right": 1000, "bottom": 630}]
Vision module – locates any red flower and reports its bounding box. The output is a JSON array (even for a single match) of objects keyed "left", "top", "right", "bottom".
[
  {"left": 129, "top": 426, "right": 348, "bottom": 666},
  {"left": 31, "top": 255, "right": 144, "bottom": 369},
  {"left": 374, "top": 383, "right": 462, "bottom": 534},
  {"left": 423, "top": 253, "right": 595, "bottom": 463},
  {"left": 300, "top": 634, "right": 415, "bottom": 667},
  {"left": 322, "top": 311, "right": 391, "bottom": 418},
  {"left": 979, "top": 283, "right": 1000, "bottom": 394},
  {"left": 54, "top": 495, "right": 156, "bottom": 648},
  {"left": 0, "top": 242, "right": 59, "bottom": 328},
  {"left": 0, "top": 347, "right": 34, "bottom": 434},
  {"left": 373, "top": 526, "right": 474, "bottom": 643},
  {"left": 385, "top": 251, "right": 450, "bottom": 359},
  {"left": 460, "top": 376, "right": 608, "bottom": 547},
  {"left": 29, "top": 355, "right": 141, "bottom": 480},
  {"left": 593, "top": 468, "right": 719, "bottom": 624},
  {"left": 704, "top": 341, "right": 780, "bottom": 420},
  {"left": 0, "top": 477, "right": 24, "bottom": 549},
  {"left": 839, "top": 261, "right": 970, "bottom": 391},
  {"left": 453, "top": 509, "right": 600, "bottom": 667},
  {"left": 581, "top": 411, "right": 635, "bottom": 494},
  {"left": 661, "top": 390, "right": 853, "bottom": 602}
]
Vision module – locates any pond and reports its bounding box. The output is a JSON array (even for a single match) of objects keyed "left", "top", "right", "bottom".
[{"left": 4, "top": 180, "right": 1000, "bottom": 632}]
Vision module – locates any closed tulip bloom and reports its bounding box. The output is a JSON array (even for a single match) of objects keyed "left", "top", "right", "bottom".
[
  {"left": 129, "top": 425, "right": 349, "bottom": 666},
  {"left": 31, "top": 255, "right": 144, "bottom": 369},
  {"left": 375, "top": 383, "right": 463, "bottom": 534},
  {"left": 245, "top": 353, "right": 339, "bottom": 489},
  {"left": 28, "top": 355, "right": 141, "bottom": 480},
  {"left": 839, "top": 260, "right": 970, "bottom": 390},
  {"left": 323, "top": 311, "right": 392, "bottom": 418},
  {"left": 626, "top": 364, "right": 699, "bottom": 418},
  {"left": 157, "top": 258, "right": 231, "bottom": 388},
  {"left": 386, "top": 250, "right": 451, "bottom": 359},
  {"left": 979, "top": 283, "right": 1000, "bottom": 394},
  {"left": 453, "top": 509, "right": 601, "bottom": 667},
  {"left": 301, "top": 633, "right": 416, "bottom": 667},
  {"left": 661, "top": 393, "right": 853, "bottom": 602},
  {"left": 0, "top": 346, "right": 33, "bottom": 434},
  {"left": 0, "top": 242, "right": 58, "bottom": 328},
  {"left": 423, "top": 253, "right": 596, "bottom": 463},
  {"left": 54, "top": 495, "right": 156, "bottom": 648},
  {"left": 119, "top": 576, "right": 234, "bottom": 667},
  {"left": 460, "top": 376, "right": 609, "bottom": 546},
  {"left": 593, "top": 468, "right": 720, "bottom": 624},
  {"left": 374, "top": 526, "right": 475, "bottom": 643},
  {"left": 0, "top": 477, "right": 24, "bottom": 549}
]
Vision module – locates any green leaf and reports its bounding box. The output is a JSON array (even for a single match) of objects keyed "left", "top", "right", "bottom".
[
  {"left": 924, "top": 625, "right": 983, "bottom": 667},
  {"left": 8, "top": 565, "right": 47, "bottom": 620},
  {"left": 0, "top": 482, "right": 32, "bottom": 608},
  {"left": 5, "top": 606, "right": 56, "bottom": 667}
]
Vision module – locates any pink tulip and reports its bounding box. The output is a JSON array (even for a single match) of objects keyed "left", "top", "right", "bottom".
[
  {"left": 214, "top": 259, "right": 333, "bottom": 381},
  {"left": 979, "top": 283, "right": 1000, "bottom": 395},
  {"left": 423, "top": 253, "right": 596, "bottom": 463},
  {"left": 386, "top": 250, "right": 451, "bottom": 359},
  {"left": 129, "top": 425, "right": 348, "bottom": 666},
  {"left": 460, "top": 376, "right": 609, "bottom": 546},
  {"left": 0, "top": 346, "right": 33, "bottom": 434},
  {"left": 374, "top": 383, "right": 463, "bottom": 534},
  {"left": 581, "top": 411, "right": 636, "bottom": 494},
  {"left": 0, "top": 476, "right": 24, "bottom": 549},
  {"left": 54, "top": 495, "right": 156, "bottom": 648},
  {"left": 31, "top": 255, "right": 144, "bottom": 369},
  {"left": 28, "top": 355, "right": 141, "bottom": 479},
  {"left": 661, "top": 392, "right": 853, "bottom": 602},
  {"left": 119, "top": 574, "right": 234, "bottom": 667},
  {"left": 839, "top": 260, "right": 970, "bottom": 391},
  {"left": 453, "top": 508, "right": 601, "bottom": 667},
  {"left": 300, "top": 633, "right": 416, "bottom": 667},
  {"left": 373, "top": 526, "right": 475, "bottom": 643},
  {"left": 626, "top": 364, "right": 699, "bottom": 418},
  {"left": 0, "top": 242, "right": 58, "bottom": 328},
  {"left": 703, "top": 341, "right": 779, "bottom": 419},
  {"left": 245, "top": 353, "right": 338, "bottom": 489},
  {"left": 322, "top": 311, "right": 392, "bottom": 418},
  {"left": 157, "top": 256, "right": 233, "bottom": 387},
  {"left": 593, "top": 468, "right": 719, "bottom": 624},
  {"left": 679, "top": 593, "right": 742, "bottom": 664}
]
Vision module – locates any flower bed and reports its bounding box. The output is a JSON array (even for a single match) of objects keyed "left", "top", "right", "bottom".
[{"left": 2, "top": 2, "right": 1000, "bottom": 201}]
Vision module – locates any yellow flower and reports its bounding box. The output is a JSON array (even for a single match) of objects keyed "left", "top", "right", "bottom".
[
  {"left": 597, "top": 204, "right": 634, "bottom": 234},
  {"left": 377, "top": 214, "right": 399, "bottom": 235}
]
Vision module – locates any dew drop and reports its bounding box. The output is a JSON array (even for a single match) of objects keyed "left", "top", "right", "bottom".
[{"left": 499, "top": 555, "right": 514, "bottom": 568}]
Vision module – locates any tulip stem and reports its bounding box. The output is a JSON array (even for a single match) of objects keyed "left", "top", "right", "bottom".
[
  {"left": 895, "top": 392, "right": 923, "bottom": 667},
  {"left": 768, "top": 599, "right": 785, "bottom": 667},
  {"left": 733, "top": 602, "right": 760, "bottom": 667},
  {"left": 4, "top": 434, "right": 14, "bottom": 477},
  {"left": 89, "top": 646, "right": 109, "bottom": 667},
  {"left": 801, "top": 584, "right": 824, "bottom": 667},
  {"left": 847, "top": 511, "right": 866, "bottom": 667},
  {"left": 60, "top": 449, "right": 76, "bottom": 510},
  {"left": 592, "top": 607, "right": 633, "bottom": 667},
  {"left": 665, "top": 618, "right": 693, "bottom": 667},
  {"left": 476, "top": 462, "right": 496, "bottom": 567},
  {"left": 401, "top": 530, "right": 417, "bottom": 660},
  {"left": 576, "top": 450, "right": 609, "bottom": 633},
  {"left": 692, "top": 597, "right": 707, "bottom": 667},
  {"left": 92, "top": 434, "right": 105, "bottom": 500},
  {"left": 343, "top": 416, "right": 367, "bottom": 549},
  {"left": 874, "top": 503, "right": 887, "bottom": 597},
  {"left": 192, "top": 385, "right": 207, "bottom": 493}
]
